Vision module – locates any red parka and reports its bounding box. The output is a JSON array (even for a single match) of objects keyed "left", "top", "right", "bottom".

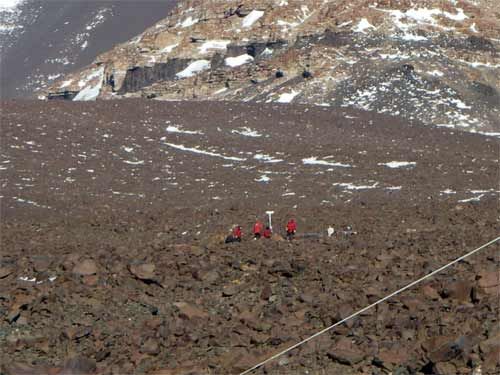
[
  {"left": 253, "top": 221, "right": 263, "bottom": 235},
  {"left": 233, "top": 226, "right": 242, "bottom": 239},
  {"left": 286, "top": 219, "right": 297, "bottom": 234}
]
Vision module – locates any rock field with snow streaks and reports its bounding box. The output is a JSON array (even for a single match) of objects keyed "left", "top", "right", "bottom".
[{"left": 1, "top": 99, "right": 499, "bottom": 374}]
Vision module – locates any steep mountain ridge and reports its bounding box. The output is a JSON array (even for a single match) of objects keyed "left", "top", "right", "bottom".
[
  {"left": 0, "top": 0, "right": 177, "bottom": 98},
  {"left": 47, "top": 0, "right": 500, "bottom": 133}
]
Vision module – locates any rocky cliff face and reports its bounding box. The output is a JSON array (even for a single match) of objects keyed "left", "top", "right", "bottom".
[
  {"left": 0, "top": 0, "right": 177, "bottom": 98},
  {"left": 47, "top": 0, "right": 500, "bottom": 133}
]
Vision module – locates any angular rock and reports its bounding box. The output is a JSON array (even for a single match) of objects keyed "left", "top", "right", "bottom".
[
  {"left": 298, "top": 293, "right": 313, "bottom": 304},
  {"left": 477, "top": 270, "right": 499, "bottom": 288},
  {"left": 401, "top": 297, "right": 422, "bottom": 312},
  {"left": 479, "top": 333, "right": 500, "bottom": 354},
  {"left": 0, "top": 266, "right": 14, "bottom": 279},
  {"left": 64, "top": 326, "right": 92, "bottom": 341},
  {"left": 82, "top": 275, "right": 99, "bottom": 286},
  {"left": 32, "top": 256, "right": 52, "bottom": 272},
  {"left": 333, "top": 303, "right": 357, "bottom": 328},
  {"left": 328, "top": 338, "right": 366, "bottom": 365},
  {"left": 72, "top": 259, "right": 98, "bottom": 276},
  {"left": 483, "top": 346, "right": 500, "bottom": 371},
  {"left": 141, "top": 338, "right": 160, "bottom": 355},
  {"left": 433, "top": 361, "right": 457, "bottom": 375},
  {"left": 327, "top": 348, "right": 365, "bottom": 365},
  {"left": 219, "top": 348, "right": 259, "bottom": 373},
  {"left": 422, "top": 284, "right": 440, "bottom": 300},
  {"left": 270, "top": 260, "right": 293, "bottom": 277},
  {"left": 378, "top": 347, "right": 410, "bottom": 368},
  {"left": 144, "top": 317, "right": 163, "bottom": 330},
  {"left": 197, "top": 269, "right": 219, "bottom": 283},
  {"left": 425, "top": 336, "right": 467, "bottom": 364},
  {"left": 443, "top": 280, "right": 472, "bottom": 302},
  {"left": 95, "top": 350, "right": 110, "bottom": 362},
  {"left": 174, "top": 302, "right": 208, "bottom": 320},
  {"left": 2, "top": 363, "right": 58, "bottom": 375},
  {"left": 6, "top": 295, "right": 35, "bottom": 324},
  {"left": 150, "top": 367, "right": 208, "bottom": 375},
  {"left": 222, "top": 285, "right": 238, "bottom": 297},
  {"left": 129, "top": 263, "right": 156, "bottom": 281},
  {"left": 260, "top": 284, "right": 272, "bottom": 300},
  {"left": 59, "top": 356, "right": 96, "bottom": 375},
  {"left": 477, "top": 270, "right": 499, "bottom": 295},
  {"left": 271, "top": 233, "right": 285, "bottom": 241}
]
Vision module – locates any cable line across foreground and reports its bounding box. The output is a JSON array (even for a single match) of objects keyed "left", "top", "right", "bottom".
[{"left": 239, "top": 236, "right": 500, "bottom": 375}]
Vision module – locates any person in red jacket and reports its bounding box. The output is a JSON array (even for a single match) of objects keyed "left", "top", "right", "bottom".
[
  {"left": 286, "top": 219, "right": 297, "bottom": 240},
  {"left": 263, "top": 226, "right": 272, "bottom": 239},
  {"left": 253, "top": 220, "right": 264, "bottom": 239},
  {"left": 233, "top": 225, "right": 242, "bottom": 242},
  {"left": 226, "top": 225, "right": 242, "bottom": 243}
]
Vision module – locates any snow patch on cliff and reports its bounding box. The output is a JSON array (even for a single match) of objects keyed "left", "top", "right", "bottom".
[
  {"left": 225, "top": 54, "right": 254, "bottom": 67},
  {"left": 242, "top": 10, "right": 264, "bottom": 28},
  {"left": 176, "top": 60, "right": 210, "bottom": 79}
]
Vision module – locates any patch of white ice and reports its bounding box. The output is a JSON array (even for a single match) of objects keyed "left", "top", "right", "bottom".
[
  {"left": 253, "top": 154, "right": 283, "bottom": 163},
  {"left": 232, "top": 127, "right": 262, "bottom": 137},
  {"left": 352, "top": 18, "right": 376, "bottom": 33},
  {"left": 166, "top": 125, "right": 203, "bottom": 135},
  {"left": 378, "top": 161, "right": 416, "bottom": 168},
  {"left": 441, "top": 189, "right": 456, "bottom": 194},
  {"left": 19, "top": 276, "right": 36, "bottom": 282},
  {"left": 74, "top": 67, "right": 104, "bottom": 101},
  {"left": 77, "top": 67, "right": 104, "bottom": 88},
  {"left": 458, "top": 194, "right": 484, "bottom": 203},
  {"left": 160, "top": 43, "right": 178, "bottom": 54},
  {"left": 261, "top": 47, "right": 273, "bottom": 56},
  {"left": 242, "top": 10, "right": 264, "bottom": 28},
  {"left": 213, "top": 87, "right": 228, "bottom": 95},
  {"left": 179, "top": 16, "right": 199, "bottom": 28},
  {"left": 428, "top": 70, "right": 444, "bottom": 77},
  {"left": 0, "top": 0, "right": 24, "bottom": 12},
  {"left": 303, "top": 157, "right": 351, "bottom": 168},
  {"left": 176, "top": 60, "right": 210, "bottom": 79},
  {"left": 277, "top": 90, "right": 300, "bottom": 103},
  {"left": 333, "top": 182, "right": 379, "bottom": 190},
  {"left": 255, "top": 174, "right": 270, "bottom": 183},
  {"left": 163, "top": 142, "right": 246, "bottom": 161},
  {"left": 199, "top": 40, "right": 230, "bottom": 54},
  {"left": 123, "top": 160, "right": 144, "bottom": 165},
  {"left": 225, "top": 54, "right": 254, "bottom": 67}
]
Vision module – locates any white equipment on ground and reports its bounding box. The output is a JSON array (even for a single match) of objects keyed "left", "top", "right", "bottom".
[
  {"left": 327, "top": 226, "right": 335, "bottom": 237},
  {"left": 265, "top": 211, "right": 274, "bottom": 231}
]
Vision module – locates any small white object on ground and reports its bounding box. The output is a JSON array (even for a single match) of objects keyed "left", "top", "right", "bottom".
[{"left": 327, "top": 227, "right": 335, "bottom": 237}]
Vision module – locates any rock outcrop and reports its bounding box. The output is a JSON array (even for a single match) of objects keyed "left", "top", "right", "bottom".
[{"left": 47, "top": 0, "right": 500, "bottom": 133}]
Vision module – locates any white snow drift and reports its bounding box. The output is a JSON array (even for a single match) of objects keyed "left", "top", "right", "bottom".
[
  {"left": 378, "top": 161, "right": 416, "bottom": 168},
  {"left": 225, "top": 54, "right": 254, "bottom": 67},
  {"left": 303, "top": 157, "right": 352, "bottom": 168},
  {"left": 73, "top": 67, "right": 104, "bottom": 101},
  {"left": 242, "top": 10, "right": 264, "bottom": 28},
  {"left": 176, "top": 60, "right": 210, "bottom": 79}
]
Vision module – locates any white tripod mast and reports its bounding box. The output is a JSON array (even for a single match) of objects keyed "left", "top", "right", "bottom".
[{"left": 265, "top": 211, "right": 274, "bottom": 231}]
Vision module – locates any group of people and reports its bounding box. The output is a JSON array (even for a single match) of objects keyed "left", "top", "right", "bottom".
[{"left": 225, "top": 218, "right": 297, "bottom": 243}]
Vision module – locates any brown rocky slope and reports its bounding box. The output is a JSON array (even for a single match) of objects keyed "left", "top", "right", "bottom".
[{"left": 1, "top": 100, "right": 499, "bottom": 374}]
